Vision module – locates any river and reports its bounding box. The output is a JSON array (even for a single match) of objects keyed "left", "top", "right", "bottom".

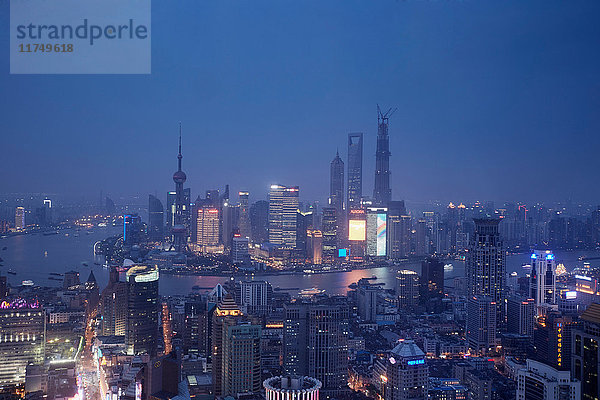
[{"left": 2, "top": 226, "right": 600, "bottom": 297}]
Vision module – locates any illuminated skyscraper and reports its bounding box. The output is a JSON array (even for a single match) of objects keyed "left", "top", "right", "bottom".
[
  {"left": 0, "top": 299, "right": 45, "bottom": 387},
  {"left": 529, "top": 250, "right": 557, "bottom": 316},
  {"left": 123, "top": 213, "right": 143, "bottom": 246},
  {"left": 307, "top": 229, "right": 323, "bottom": 264},
  {"left": 212, "top": 295, "right": 261, "bottom": 397},
  {"left": 347, "top": 133, "right": 363, "bottom": 210},
  {"left": 329, "top": 151, "right": 344, "bottom": 214},
  {"left": 171, "top": 124, "right": 188, "bottom": 252},
  {"left": 15, "top": 206, "right": 25, "bottom": 231},
  {"left": 374, "top": 106, "right": 394, "bottom": 206},
  {"left": 466, "top": 218, "right": 505, "bottom": 325},
  {"left": 268, "top": 185, "right": 299, "bottom": 247},
  {"left": 194, "top": 203, "right": 221, "bottom": 251},
  {"left": 366, "top": 207, "right": 387, "bottom": 257},
  {"left": 100, "top": 267, "right": 128, "bottom": 336},
  {"left": 348, "top": 208, "right": 367, "bottom": 261},
  {"left": 126, "top": 265, "right": 159, "bottom": 356}
]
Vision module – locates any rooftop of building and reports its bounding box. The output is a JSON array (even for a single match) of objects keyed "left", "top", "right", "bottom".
[
  {"left": 581, "top": 303, "right": 600, "bottom": 324},
  {"left": 390, "top": 339, "right": 425, "bottom": 359}
]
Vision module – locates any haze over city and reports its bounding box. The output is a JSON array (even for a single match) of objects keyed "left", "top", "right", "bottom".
[{"left": 2, "top": 0, "right": 600, "bottom": 203}]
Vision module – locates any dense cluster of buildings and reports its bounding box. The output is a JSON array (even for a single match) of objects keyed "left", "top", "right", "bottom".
[{"left": 1, "top": 113, "right": 600, "bottom": 400}]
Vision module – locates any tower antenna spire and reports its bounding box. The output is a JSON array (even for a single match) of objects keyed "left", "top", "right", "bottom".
[{"left": 177, "top": 122, "right": 182, "bottom": 171}]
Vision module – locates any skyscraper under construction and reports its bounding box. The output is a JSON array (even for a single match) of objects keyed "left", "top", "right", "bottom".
[{"left": 373, "top": 106, "right": 395, "bottom": 206}]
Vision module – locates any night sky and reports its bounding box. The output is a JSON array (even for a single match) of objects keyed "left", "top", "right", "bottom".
[{"left": 1, "top": 0, "right": 599, "bottom": 205}]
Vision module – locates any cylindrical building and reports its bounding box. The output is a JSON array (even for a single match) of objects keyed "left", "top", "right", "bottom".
[{"left": 263, "top": 376, "right": 321, "bottom": 400}]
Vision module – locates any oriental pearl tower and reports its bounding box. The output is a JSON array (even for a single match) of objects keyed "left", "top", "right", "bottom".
[{"left": 171, "top": 123, "right": 188, "bottom": 252}]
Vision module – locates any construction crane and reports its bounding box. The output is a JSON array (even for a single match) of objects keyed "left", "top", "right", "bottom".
[{"left": 377, "top": 104, "right": 398, "bottom": 124}]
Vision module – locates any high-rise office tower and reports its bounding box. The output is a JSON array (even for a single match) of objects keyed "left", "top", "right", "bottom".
[
  {"left": 15, "top": 206, "right": 25, "bottom": 230},
  {"left": 415, "top": 219, "right": 427, "bottom": 256},
  {"left": 466, "top": 295, "right": 497, "bottom": 355},
  {"left": 534, "top": 311, "right": 576, "bottom": 372},
  {"left": 384, "top": 340, "right": 429, "bottom": 400},
  {"left": 212, "top": 295, "right": 261, "bottom": 397},
  {"left": 250, "top": 200, "right": 269, "bottom": 244},
  {"left": 148, "top": 194, "right": 164, "bottom": 241},
  {"left": 357, "top": 280, "right": 379, "bottom": 322},
  {"left": 0, "top": 299, "right": 45, "bottom": 387},
  {"left": 423, "top": 211, "right": 440, "bottom": 253},
  {"left": 193, "top": 202, "right": 221, "bottom": 251},
  {"left": 387, "top": 201, "right": 410, "bottom": 259},
  {"left": 171, "top": 124, "right": 188, "bottom": 252},
  {"left": 347, "top": 133, "right": 363, "bottom": 210},
  {"left": 221, "top": 322, "right": 262, "bottom": 396},
  {"left": 166, "top": 188, "right": 191, "bottom": 231},
  {"left": 321, "top": 207, "right": 338, "bottom": 262},
  {"left": 517, "top": 360, "right": 580, "bottom": 400},
  {"left": 329, "top": 151, "right": 344, "bottom": 213},
  {"left": 100, "top": 267, "right": 128, "bottom": 336},
  {"left": 571, "top": 303, "right": 600, "bottom": 400},
  {"left": 123, "top": 213, "right": 144, "bottom": 246},
  {"left": 238, "top": 280, "right": 273, "bottom": 316},
  {"left": 268, "top": 185, "right": 299, "bottom": 247},
  {"left": 126, "top": 265, "right": 159, "bottom": 356},
  {"left": 466, "top": 218, "right": 506, "bottom": 325},
  {"left": 348, "top": 208, "right": 367, "bottom": 261},
  {"left": 506, "top": 297, "right": 535, "bottom": 338},
  {"left": 283, "top": 298, "right": 349, "bottom": 397},
  {"left": 397, "top": 270, "right": 419, "bottom": 311},
  {"left": 306, "top": 229, "right": 323, "bottom": 264},
  {"left": 530, "top": 250, "right": 557, "bottom": 316},
  {"left": 238, "top": 191, "right": 251, "bottom": 239},
  {"left": 296, "top": 211, "right": 313, "bottom": 252},
  {"left": 366, "top": 207, "right": 387, "bottom": 257},
  {"left": 232, "top": 235, "right": 249, "bottom": 264},
  {"left": 182, "top": 297, "right": 212, "bottom": 356},
  {"left": 373, "top": 106, "right": 394, "bottom": 206}
]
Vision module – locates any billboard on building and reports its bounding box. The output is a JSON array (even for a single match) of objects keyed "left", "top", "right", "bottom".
[
  {"left": 376, "top": 213, "right": 387, "bottom": 256},
  {"left": 348, "top": 220, "right": 366, "bottom": 241}
]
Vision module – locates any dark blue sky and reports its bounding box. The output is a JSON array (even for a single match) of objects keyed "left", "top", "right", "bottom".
[{"left": 1, "top": 0, "right": 599, "bottom": 205}]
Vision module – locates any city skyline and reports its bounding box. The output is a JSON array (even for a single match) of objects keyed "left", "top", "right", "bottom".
[
  {"left": 3, "top": 2, "right": 600, "bottom": 400},
  {"left": 2, "top": 0, "right": 600, "bottom": 203}
]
